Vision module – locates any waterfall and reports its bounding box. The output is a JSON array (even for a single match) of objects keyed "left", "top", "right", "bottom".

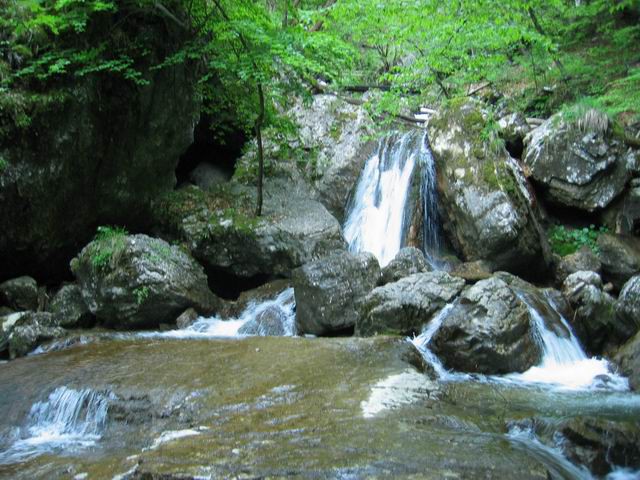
[
  {"left": 0, "top": 386, "right": 112, "bottom": 464},
  {"left": 420, "top": 137, "right": 442, "bottom": 265},
  {"left": 160, "top": 288, "right": 297, "bottom": 339},
  {"left": 506, "top": 292, "right": 629, "bottom": 391},
  {"left": 411, "top": 294, "right": 628, "bottom": 391},
  {"left": 344, "top": 130, "right": 441, "bottom": 267}
]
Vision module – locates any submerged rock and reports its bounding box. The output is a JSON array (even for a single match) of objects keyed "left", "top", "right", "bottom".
[
  {"left": 597, "top": 233, "right": 640, "bottom": 290},
  {"left": 431, "top": 276, "right": 541, "bottom": 374},
  {"left": 152, "top": 179, "right": 346, "bottom": 280},
  {"left": 0, "top": 276, "right": 39, "bottom": 312},
  {"left": 357, "top": 271, "right": 465, "bottom": 336},
  {"left": 50, "top": 284, "right": 94, "bottom": 328},
  {"left": 71, "top": 234, "right": 219, "bottom": 329},
  {"left": 379, "top": 247, "right": 431, "bottom": 286},
  {"left": 238, "top": 304, "right": 293, "bottom": 337},
  {"left": 523, "top": 111, "right": 633, "bottom": 212},
  {"left": 293, "top": 251, "right": 380, "bottom": 335},
  {"left": 428, "top": 99, "right": 549, "bottom": 277},
  {"left": 562, "top": 271, "right": 630, "bottom": 355}
]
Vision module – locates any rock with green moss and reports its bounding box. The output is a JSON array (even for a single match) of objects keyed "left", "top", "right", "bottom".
[
  {"left": 523, "top": 110, "right": 635, "bottom": 212},
  {"left": 357, "top": 271, "right": 465, "bottom": 337},
  {"left": 151, "top": 179, "right": 346, "bottom": 279},
  {"left": 427, "top": 99, "right": 549, "bottom": 276},
  {"left": 71, "top": 234, "right": 220, "bottom": 329},
  {"left": 562, "top": 271, "right": 631, "bottom": 355},
  {"left": 0, "top": 9, "right": 199, "bottom": 282}
]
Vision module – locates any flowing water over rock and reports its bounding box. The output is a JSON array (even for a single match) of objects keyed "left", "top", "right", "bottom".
[{"left": 344, "top": 130, "right": 441, "bottom": 267}]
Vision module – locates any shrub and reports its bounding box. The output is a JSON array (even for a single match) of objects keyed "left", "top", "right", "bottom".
[{"left": 548, "top": 224, "right": 608, "bottom": 256}]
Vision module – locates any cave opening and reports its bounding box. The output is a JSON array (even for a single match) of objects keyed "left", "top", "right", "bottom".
[{"left": 175, "top": 114, "right": 248, "bottom": 188}]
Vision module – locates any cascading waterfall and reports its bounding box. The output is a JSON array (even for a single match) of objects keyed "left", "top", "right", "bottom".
[
  {"left": 419, "top": 137, "right": 442, "bottom": 266},
  {"left": 159, "top": 287, "right": 296, "bottom": 339},
  {"left": 343, "top": 130, "right": 441, "bottom": 267},
  {"left": 0, "top": 386, "right": 112, "bottom": 464},
  {"left": 412, "top": 294, "right": 628, "bottom": 392},
  {"left": 505, "top": 292, "right": 629, "bottom": 391}
]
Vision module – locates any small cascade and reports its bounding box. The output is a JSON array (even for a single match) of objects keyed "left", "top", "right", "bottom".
[
  {"left": 344, "top": 130, "right": 441, "bottom": 267},
  {"left": 507, "top": 292, "right": 629, "bottom": 391},
  {"left": 0, "top": 386, "right": 112, "bottom": 464},
  {"left": 507, "top": 425, "right": 594, "bottom": 480},
  {"left": 411, "top": 293, "right": 629, "bottom": 391},
  {"left": 161, "top": 288, "right": 296, "bottom": 339}
]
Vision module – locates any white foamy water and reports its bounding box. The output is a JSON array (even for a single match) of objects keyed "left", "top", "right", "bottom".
[
  {"left": 361, "top": 369, "right": 435, "bottom": 418},
  {"left": 0, "top": 386, "right": 112, "bottom": 464},
  {"left": 411, "top": 292, "right": 629, "bottom": 392},
  {"left": 147, "top": 288, "right": 296, "bottom": 339},
  {"left": 344, "top": 131, "right": 438, "bottom": 267}
]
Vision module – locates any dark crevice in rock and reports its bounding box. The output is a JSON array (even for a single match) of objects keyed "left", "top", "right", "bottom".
[
  {"left": 505, "top": 138, "right": 524, "bottom": 160},
  {"left": 175, "top": 114, "right": 247, "bottom": 186},
  {"left": 206, "top": 267, "right": 272, "bottom": 301},
  {"left": 539, "top": 193, "right": 602, "bottom": 228},
  {"left": 322, "top": 325, "right": 355, "bottom": 337}
]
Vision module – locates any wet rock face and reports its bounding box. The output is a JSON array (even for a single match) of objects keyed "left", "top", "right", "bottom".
[
  {"left": 379, "top": 247, "right": 431, "bottom": 286},
  {"left": 617, "top": 275, "right": 640, "bottom": 335},
  {"left": 50, "top": 284, "right": 94, "bottom": 328},
  {"left": 0, "top": 276, "right": 39, "bottom": 312},
  {"left": 238, "top": 305, "right": 293, "bottom": 336},
  {"left": 0, "top": 20, "right": 199, "bottom": 282},
  {"left": 293, "top": 251, "right": 380, "bottom": 335},
  {"left": 431, "top": 276, "right": 541, "bottom": 374},
  {"left": 357, "top": 271, "right": 465, "bottom": 337},
  {"left": 1, "top": 312, "right": 65, "bottom": 359},
  {"left": 562, "top": 271, "right": 631, "bottom": 355},
  {"left": 523, "top": 112, "right": 633, "bottom": 212},
  {"left": 597, "top": 233, "right": 640, "bottom": 290},
  {"left": 71, "top": 234, "right": 219, "bottom": 329},
  {"left": 615, "top": 331, "right": 640, "bottom": 390},
  {"left": 152, "top": 179, "right": 346, "bottom": 280},
  {"left": 553, "top": 246, "right": 602, "bottom": 285},
  {"left": 428, "top": 99, "right": 549, "bottom": 277},
  {"left": 560, "top": 417, "right": 640, "bottom": 476}
]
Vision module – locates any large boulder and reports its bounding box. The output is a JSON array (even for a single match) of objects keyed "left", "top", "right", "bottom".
[
  {"left": 597, "top": 233, "right": 640, "bottom": 290},
  {"left": 560, "top": 417, "right": 640, "bottom": 476},
  {"left": 428, "top": 99, "right": 549, "bottom": 277},
  {"left": 3, "top": 312, "right": 65, "bottom": 359},
  {"left": 237, "top": 95, "right": 377, "bottom": 222},
  {"left": 0, "top": 5, "right": 199, "bottom": 282},
  {"left": 523, "top": 110, "right": 635, "bottom": 212},
  {"left": 151, "top": 179, "right": 346, "bottom": 280},
  {"left": 431, "top": 276, "right": 542, "bottom": 374},
  {"left": 50, "top": 284, "right": 94, "bottom": 328},
  {"left": 357, "top": 271, "right": 465, "bottom": 336},
  {"left": 293, "top": 251, "right": 380, "bottom": 335},
  {"left": 71, "top": 233, "right": 219, "bottom": 329},
  {"left": 553, "top": 246, "right": 602, "bottom": 285},
  {"left": 615, "top": 331, "right": 640, "bottom": 390},
  {"left": 379, "top": 247, "right": 431, "bottom": 286},
  {"left": 562, "top": 271, "right": 630, "bottom": 355},
  {"left": 0, "top": 276, "right": 39, "bottom": 311},
  {"left": 616, "top": 275, "right": 640, "bottom": 336}
]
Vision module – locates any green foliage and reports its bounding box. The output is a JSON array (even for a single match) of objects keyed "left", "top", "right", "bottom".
[
  {"left": 548, "top": 224, "right": 608, "bottom": 257},
  {"left": 90, "top": 225, "right": 128, "bottom": 270},
  {"left": 0, "top": 155, "right": 7, "bottom": 172},
  {"left": 134, "top": 286, "right": 150, "bottom": 305}
]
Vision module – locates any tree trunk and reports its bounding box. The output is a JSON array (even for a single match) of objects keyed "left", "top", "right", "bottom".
[{"left": 255, "top": 82, "right": 266, "bottom": 217}]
